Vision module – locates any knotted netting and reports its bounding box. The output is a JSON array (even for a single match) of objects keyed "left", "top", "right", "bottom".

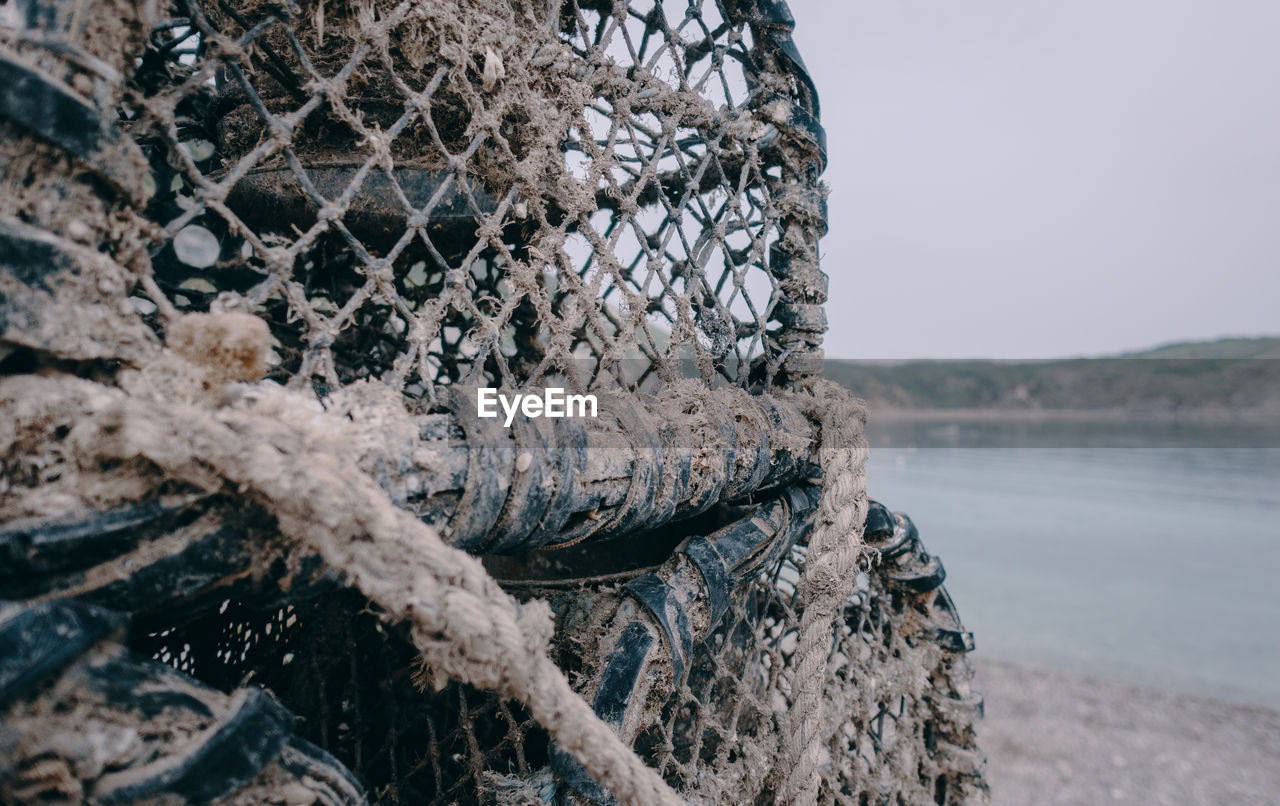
[
  {"left": 134, "top": 0, "right": 827, "bottom": 396},
  {"left": 0, "top": 0, "right": 986, "bottom": 803}
]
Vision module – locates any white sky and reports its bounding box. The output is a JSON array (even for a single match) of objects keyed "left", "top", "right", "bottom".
[{"left": 786, "top": 0, "right": 1280, "bottom": 359}]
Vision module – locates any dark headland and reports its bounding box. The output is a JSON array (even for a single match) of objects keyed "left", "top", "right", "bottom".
[{"left": 823, "top": 336, "right": 1280, "bottom": 423}]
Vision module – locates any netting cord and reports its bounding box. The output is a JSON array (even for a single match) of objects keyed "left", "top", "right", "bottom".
[
  {"left": 782, "top": 379, "right": 871, "bottom": 805},
  {"left": 81, "top": 373, "right": 685, "bottom": 806}
]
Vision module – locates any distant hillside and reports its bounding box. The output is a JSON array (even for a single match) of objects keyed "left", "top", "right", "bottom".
[
  {"left": 823, "top": 337, "right": 1280, "bottom": 419},
  {"left": 1119, "top": 337, "right": 1280, "bottom": 359}
]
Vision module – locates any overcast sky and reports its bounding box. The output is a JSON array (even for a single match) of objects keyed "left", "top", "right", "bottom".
[{"left": 785, "top": 0, "right": 1280, "bottom": 359}]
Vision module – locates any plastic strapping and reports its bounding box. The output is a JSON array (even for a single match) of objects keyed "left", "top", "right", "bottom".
[
  {"left": 649, "top": 422, "right": 692, "bottom": 527},
  {"left": 444, "top": 386, "right": 512, "bottom": 551},
  {"left": 593, "top": 394, "right": 664, "bottom": 539},
  {"left": 530, "top": 414, "right": 589, "bottom": 547},
  {"left": 721, "top": 396, "right": 773, "bottom": 500},
  {"left": 486, "top": 413, "right": 554, "bottom": 553}
]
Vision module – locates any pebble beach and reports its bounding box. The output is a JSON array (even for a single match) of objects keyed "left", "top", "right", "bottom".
[{"left": 975, "top": 657, "right": 1280, "bottom": 806}]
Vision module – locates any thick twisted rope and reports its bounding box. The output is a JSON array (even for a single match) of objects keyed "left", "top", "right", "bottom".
[
  {"left": 782, "top": 380, "right": 871, "bottom": 805},
  {"left": 71, "top": 362, "right": 684, "bottom": 806}
]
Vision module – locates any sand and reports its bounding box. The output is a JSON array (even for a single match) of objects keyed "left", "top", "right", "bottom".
[{"left": 974, "top": 657, "right": 1280, "bottom": 805}]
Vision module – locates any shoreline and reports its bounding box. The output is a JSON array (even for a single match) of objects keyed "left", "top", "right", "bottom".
[
  {"left": 973, "top": 656, "right": 1280, "bottom": 805},
  {"left": 867, "top": 407, "right": 1280, "bottom": 425}
]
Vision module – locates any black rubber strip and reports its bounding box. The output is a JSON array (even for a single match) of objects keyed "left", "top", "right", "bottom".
[
  {"left": 755, "top": 484, "right": 821, "bottom": 573},
  {"left": 704, "top": 404, "right": 741, "bottom": 509},
  {"left": 551, "top": 622, "right": 656, "bottom": 806},
  {"left": 890, "top": 555, "right": 947, "bottom": 593},
  {"left": 95, "top": 687, "right": 294, "bottom": 803},
  {"left": 767, "top": 246, "right": 830, "bottom": 289},
  {"left": 923, "top": 588, "right": 974, "bottom": 651},
  {"left": 277, "top": 736, "right": 368, "bottom": 805},
  {"left": 0, "top": 52, "right": 150, "bottom": 206},
  {"left": 683, "top": 536, "right": 731, "bottom": 630},
  {"left": 762, "top": 91, "right": 827, "bottom": 171},
  {"left": 720, "top": 493, "right": 798, "bottom": 580},
  {"left": 714, "top": 505, "right": 782, "bottom": 583},
  {"left": 624, "top": 573, "right": 692, "bottom": 686},
  {"left": 592, "top": 620, "right": 656, "bottom": 726},
  {"left": 871, "top": 512, "right": 919, "bottom": 559},
  {"left": 549, "top": 741, "right": 616, "bottom": 806},
  {"left": 82, "top": 651, "right": 216, "bottom": 721},
  {"left": 771, "top": 301, "right": 827, "bottom": 332},
  {"left": 68, "top": 521, "right": 254, "bottom": 616},
  {"left": 863, "top": 501, "right": 895, "bottom": 542},
  {"left": 0, "top": 498, "right": 199, "bottom": 578},
  {"left": 721, "top": 397, "right": 773, "bottom": 500},
  {"left": 937, "top": 693, "right": 985, "bottom": 720},
  {"left": 683, "top": 485, "right": 819, "bottom": 628},
  {"left": 734, "top": 0, "right": 821, "bottom": 117},
  {"left": 0, "top": 598, "right": 125, "bottom": 710},
  {"left": 225, "top": 167, "right": 500, "bottom": 253},
  {"left": 727, "top": 0, "right": 828, "bottom": 169},
  {"left": 757, "top": 397, "right": 814, "bottom": 489},
  {"left": 922, "top": 623, "right": 975, "bottom": 653},
  {"left": 928, "top": 587, "right": 965, "bottom": 630},
  {"left": 647, "top": 422, "right": 691, "bottom": 528},
  {"left": 0, "top": 216, "right": 81, "bottom": 291}
]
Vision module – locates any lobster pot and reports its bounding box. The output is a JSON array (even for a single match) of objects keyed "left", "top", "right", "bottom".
[{"left": 0, "top": 0, "right": 986, "bottom": 803}]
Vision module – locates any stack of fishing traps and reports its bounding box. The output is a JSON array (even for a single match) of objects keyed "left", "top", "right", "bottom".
[{"left": 0, "top": 0, "right": 986, "bottom": 803}]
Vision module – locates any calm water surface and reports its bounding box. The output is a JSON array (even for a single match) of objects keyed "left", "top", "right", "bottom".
[{"left": 864, "top": 418, "right": 1280, "bottom": 708}]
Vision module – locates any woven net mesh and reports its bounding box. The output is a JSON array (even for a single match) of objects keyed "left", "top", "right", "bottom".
[{"left": 128, "top": 0, "right": 826, "bottom": 400}]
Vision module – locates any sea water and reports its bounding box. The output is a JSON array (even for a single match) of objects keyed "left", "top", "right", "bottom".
[{"left": 864, "top": 418, "right": 1280, "bottom": 708}]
